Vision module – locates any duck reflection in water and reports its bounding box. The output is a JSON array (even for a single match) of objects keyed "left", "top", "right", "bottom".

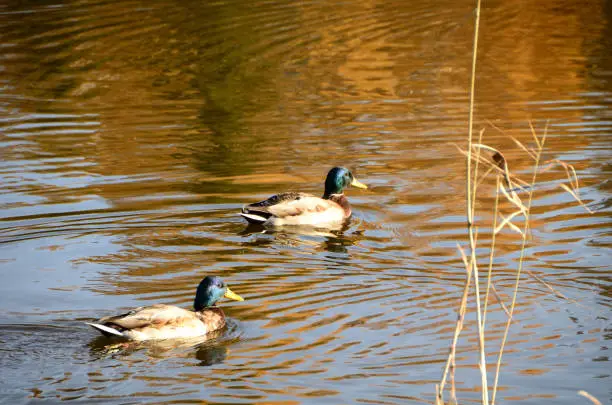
[
  {"left": 88, "top": 329, "right": 229, "bottom": 367},
  {"left": 239, "top": 222, "right": 362, "bottom": 254},
  {"left": 195, "top": 340, "right": 229, "bottom": 367}
]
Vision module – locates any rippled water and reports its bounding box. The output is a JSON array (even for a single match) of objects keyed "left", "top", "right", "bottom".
[{"left": 1, "top": 0, "right": 611, "bottom": 404}]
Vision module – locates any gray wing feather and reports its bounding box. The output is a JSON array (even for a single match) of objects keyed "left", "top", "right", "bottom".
[
  {"left": 242, "top": 192, "right": 313, "bottom": 218},
  {"left": 98, "top": 304, "right": 192, "bottom": 330}
]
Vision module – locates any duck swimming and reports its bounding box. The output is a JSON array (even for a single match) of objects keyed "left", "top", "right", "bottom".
[
  {"left": 86, "top": 276, "right": 244, "bottom": 341},
  {"left": 240, "top": 167, "right": 367, "bottom": 227}
]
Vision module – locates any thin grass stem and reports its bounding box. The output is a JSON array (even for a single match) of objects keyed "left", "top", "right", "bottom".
[
  {"left": 491, "top": 123, "right": 547, "bottom": 404},
  {"left": 482, "top": 175, "right": 501, "bottom": 328},
  {"left": 466, "top": 1, "right": 487, "bottom": 401},
  {"left": 438, "top": 244, "right": 474, "bottom": 401}
]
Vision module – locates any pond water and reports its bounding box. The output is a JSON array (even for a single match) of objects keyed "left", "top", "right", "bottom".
[{"left": 1, "top": 0, "right": 610, "bottom": 404}]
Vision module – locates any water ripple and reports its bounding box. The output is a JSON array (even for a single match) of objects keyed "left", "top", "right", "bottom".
[{"left": 0, "top": 0, "right": 610, "bottom": 404}]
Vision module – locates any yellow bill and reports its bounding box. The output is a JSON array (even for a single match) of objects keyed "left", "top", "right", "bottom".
[
  {"left": 351, "top": 178, "right": 368, "bottom": 189},
  {"left": 224, "top": 287, "right": 244, "bottom": 301}
]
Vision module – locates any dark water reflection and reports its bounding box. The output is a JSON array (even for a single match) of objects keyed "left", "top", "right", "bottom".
[{"left": 1, "top": 0, "right": 611, "bottom": 403}]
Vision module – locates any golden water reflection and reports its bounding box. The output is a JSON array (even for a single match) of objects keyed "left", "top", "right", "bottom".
[{"left": 0, "top": 0, "right": 610, "bottom": 404}]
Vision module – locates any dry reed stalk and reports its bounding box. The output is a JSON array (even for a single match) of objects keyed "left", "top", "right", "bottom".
[
  {"left": 471, "top": 128, "right": 486, "bottom": 221},
  {"left": 482, "top": 175, "right": 501, "bottom": 328},
  {"left": 489, "top": 283, "right": 510, "bottom": 317},
  {"left": 438, "top": 21, "right": 595, "bottom": 400},
  {"left": 468, "top": 129, "right": 489, "bottom": 405},
  {"left": 578, "top": 390, "right": 602, "bottom": 405},
  {"left": 443, "top": 125, "right": 594, "bottom": 404},
  {"left": 490, "top": 124, "right": 547, "bottom": 405},
  {"left": 474, "top": 165, "right": 496, "bottom": 191},
  {"left": 464, "top": 0, "right": 488, "bottom": 403},
  {"left": 435, "top": 0, "right": 596, "bottom": 401},
  {"left": 438, "top": 244, "right": 474, "bottom": 402},
  {"left": 450, "top": 353, "right": 457, "bottom": 405},
  {"left": 469, "top": 205, "right": 488, "bottom": 405},
  {"left": 438, "top": 0, "right": 488, "bottom": 403},
  {"left": 539, "top": 159, "right": 594, "bottom": 214},
  {"left": 454, "top": 144, "right": 532, "bottom": 190},
  {"left": 527, "top": 270, "right": 568, "bottom": 297}
]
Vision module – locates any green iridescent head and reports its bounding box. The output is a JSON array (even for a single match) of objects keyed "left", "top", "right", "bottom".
[
  {"left": 194, "top": 276, "right": 244, "bottom": 311},
  {"left": 323, "top": 167, "right": 367, "bottom": 198}
]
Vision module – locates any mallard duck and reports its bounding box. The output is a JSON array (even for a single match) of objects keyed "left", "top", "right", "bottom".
[
  {"left": 86, "top": 276, "right": 244, "bottom": 341},
  {"left": 240, "top": 167, "right": 367, "bottom": 227}
]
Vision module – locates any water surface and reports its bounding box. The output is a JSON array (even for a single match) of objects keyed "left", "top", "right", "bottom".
[{"left": 1, "top": 0, "right": 611, "bottom": 404}]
